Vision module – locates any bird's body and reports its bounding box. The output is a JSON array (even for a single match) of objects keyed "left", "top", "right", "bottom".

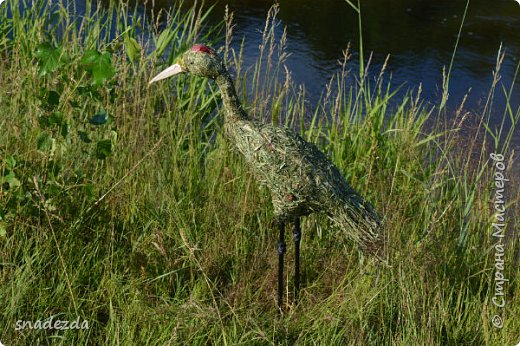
[
  {"left": 150, "top": 44, "right": 383, "bottom": 307},
  {"left": 215, "top": 73, "right": 382, "bottom": 254}
]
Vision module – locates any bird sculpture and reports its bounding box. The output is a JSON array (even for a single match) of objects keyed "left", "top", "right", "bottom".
[{"left": 150, "top": 44, "right": 383, "bottom": 309}]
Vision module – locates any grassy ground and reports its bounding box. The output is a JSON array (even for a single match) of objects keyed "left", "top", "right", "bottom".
[{"left": 1, "top": 1, "right": 519, "bottom": 345}]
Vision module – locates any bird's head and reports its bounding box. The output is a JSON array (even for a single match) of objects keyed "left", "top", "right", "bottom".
[{"left": 149, "top": 44, "right": 225, "bottom": 84}]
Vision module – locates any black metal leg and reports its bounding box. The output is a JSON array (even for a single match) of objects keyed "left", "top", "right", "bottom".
[
  {"left": 293, "top": 218, "right": 301, "bottom": 304},
  {"left": 277, "top": 222, "right": 286, "bottom": 310}
]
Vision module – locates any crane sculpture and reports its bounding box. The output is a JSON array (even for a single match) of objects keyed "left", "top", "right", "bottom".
[{"left": 150, "top": 44, "right": 383, "bottom": 309}]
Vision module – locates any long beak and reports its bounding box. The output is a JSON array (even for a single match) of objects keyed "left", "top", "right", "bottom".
[{"left": 149, "top": 64, "right": 183, "bottom": 84}]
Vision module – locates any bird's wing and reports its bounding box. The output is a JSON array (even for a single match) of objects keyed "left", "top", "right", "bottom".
[{"left": 230, "top": 121, "right": 357, "bottom": 218}]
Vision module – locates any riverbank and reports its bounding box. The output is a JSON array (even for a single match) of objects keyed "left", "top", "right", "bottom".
[{"left": 0, "top": 1, "right": 518, "bottom": 345}]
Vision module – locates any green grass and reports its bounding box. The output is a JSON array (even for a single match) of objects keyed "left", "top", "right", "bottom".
[{"left": 1, "top": 1, "right": 519, "bottom": 345}]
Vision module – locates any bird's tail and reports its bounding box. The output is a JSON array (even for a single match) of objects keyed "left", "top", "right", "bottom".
[{"left": 326, "top": 195, "right": 384, "bottom": 259}]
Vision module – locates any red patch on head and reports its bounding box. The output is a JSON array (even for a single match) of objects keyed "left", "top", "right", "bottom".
[{"left": 191, "top": 44, "right": 214, "bottom": 54}]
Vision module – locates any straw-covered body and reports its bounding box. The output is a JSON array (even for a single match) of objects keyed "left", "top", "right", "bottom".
[
  {"left": 225, "top": 119, "right": 382, "bottom": 254},
  {"left": 150, "top": 45, "right": 383, "bottom": 256}
]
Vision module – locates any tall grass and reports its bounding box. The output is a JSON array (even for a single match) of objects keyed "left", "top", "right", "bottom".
[{"left": 1, "top": 0, "right": 518, "bottom": 345}]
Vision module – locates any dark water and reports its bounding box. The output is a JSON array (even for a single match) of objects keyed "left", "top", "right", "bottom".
[{"left": 159, "top": 0, "right": 520, "bottom": 146}]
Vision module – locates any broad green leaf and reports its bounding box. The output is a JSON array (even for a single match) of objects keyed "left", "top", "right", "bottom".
[
  {"left": 95, "top": 139, "right": 112, "bottom": 159},
  {"left": 124, "top": 34, "right": 141, "bottom": 62},
  {"left": 81, "top": 50, "right": 115, "bottom": 86},
  {"left": 49, "top": 111, "right": 64, "bottom": 125},
  {"left": 37, "top": 132, "right": 53, "bottom": 151},
  {"left": 60, "top": 122, "right": 69, "bottom": 138},
  {"left": 83, "top": 184, "right": 95, "bottom": 199},
  {"left": 35, "top": 43, "right": 66, "bottom": 77},
  {"left": 5, "top": 155, "right": 16, "bottom": 169},
  {"left": 78, "top": 131, "right": 92, "bottom": 143},
  {"left": 45, "top": 90, "right": 60, "bottom": 109}
]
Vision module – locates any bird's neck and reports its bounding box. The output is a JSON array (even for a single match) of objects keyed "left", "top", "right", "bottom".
[{"left": 215, "top": 73, "right": 249, "bottom": 123}]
